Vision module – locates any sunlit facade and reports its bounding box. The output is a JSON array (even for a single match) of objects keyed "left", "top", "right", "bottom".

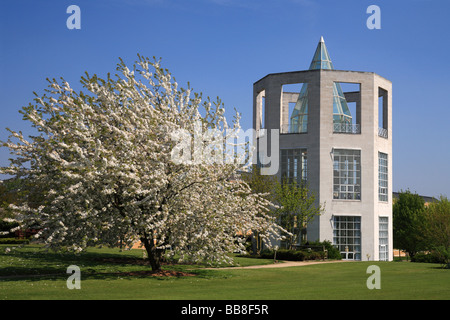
[{"left": 253, "top": 37, "right": 393, "bottom": 261}]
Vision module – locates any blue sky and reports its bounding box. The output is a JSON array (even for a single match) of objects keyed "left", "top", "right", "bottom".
[{"left": 0, "top": 0, "right": 449, "bottom": 198}]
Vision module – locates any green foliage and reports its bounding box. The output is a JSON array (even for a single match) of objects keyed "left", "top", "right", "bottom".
[
  {"left": 412, "top": 249, "right": 449, "bottom": 267},
  {"left": 260, "top": 249, "right": 325, "bottom": 261},
  {"left": 241, "top": 166, "right": 277, "bottom": 201},
  {"left": 273, "top": 180, "right": 324, "bottom": 248},
  {"left": 0, "top": 178, "right": 23, "bottom": 219},
  {"left": 308, "top": 240, "right": 342, "bottom": 260},
  {"left": 393, "top": 190, "right": 426, "bottom": 258},
  {"left": 243, "top": 167, "right": 325, "bottom": 249},
  {"left": 422, "top": 196, "right": 450, "bottom": 267},
  {"left": 0, "top": 219, "right": 19, "bottom": 238},
  {"left": 0, "top": 238, "right": 29, "bottom": 244},
  {"left": 258, "top": 241, "right": 340, "bottom": 261}
]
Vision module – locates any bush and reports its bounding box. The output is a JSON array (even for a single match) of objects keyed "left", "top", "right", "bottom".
[
  {"left": 0, "top": 238, "right": 29, "bottom": 244},
  {"left": 307, "top": 240, "right": 342, "bottom": 260},
  {"left": 305, "top": 251, "right": 323, "bottom": 260},
  {"left": 0, "top": 220, "right": 19, "bottom": 238},
  {"left": 256, "top": 241, "right": 341, "bottom": 261},
  {"left": 412, "top": 251, "right": 448, "bottom": 265}
]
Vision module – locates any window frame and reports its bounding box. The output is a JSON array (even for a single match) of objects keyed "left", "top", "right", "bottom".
[{"left": 333, "top": 149, "right": 361, "bottom": 200}]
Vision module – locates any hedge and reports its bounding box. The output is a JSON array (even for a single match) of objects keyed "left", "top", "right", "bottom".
[
  {"left": 0, "top": 220, "right": 19, "bottom": 238},
  {"left": 258, "top": 241, "right": 342, "bottom": 261},
  {"left": 412, "top": 251, "right": 448, "bottom": 265},
  {"left": 0, "top": 238, "right": 29, "bottom": 244}
]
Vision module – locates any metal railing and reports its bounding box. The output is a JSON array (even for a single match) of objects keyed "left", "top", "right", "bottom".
[
  {"left": 378, "top": 127, "right": 388, "bottom": 139},
  {"left": 333, "top": 123, "right": 361, "bottom": 134}
]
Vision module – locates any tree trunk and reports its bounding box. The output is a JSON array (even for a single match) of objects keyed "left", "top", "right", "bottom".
[{"left": 141, "top": 234, "right": 163, "bottom": 271}]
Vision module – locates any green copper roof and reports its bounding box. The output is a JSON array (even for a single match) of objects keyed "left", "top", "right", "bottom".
[
  {"left": 289, "top": 36, "right": 352, "bottom": 133},
  {"left": 309, "top": 36, "right": 334, "bottom": 70},
  {"left": 289, "top": 83, "right": 308, "bottom": 133}
]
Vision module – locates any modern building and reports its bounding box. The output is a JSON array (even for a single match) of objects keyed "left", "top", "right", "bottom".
[{"left": 253, "top": 37, "right": 393, "bottom": 261}]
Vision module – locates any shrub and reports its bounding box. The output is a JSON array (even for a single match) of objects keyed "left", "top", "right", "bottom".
[
  {"left": 293, "top": 251, "right": 305, "bottom": 261},
  {"left": 412, "top": 251, "right": 448, "bottom": 265},
  {"left": 259, "top": 249, "right": 274, "bottom": 259},
  {"left": 305, "top": 251, "right": 323, "bottom": 260},
  {"left": 0, "top": 238, "right": 29, "bottom": 244},
  {"left": 0, "top": 220, "right": 19, "bottom": 238},
  {"left": 257, "top": 241, "right": 341, "bottom": 261},
  {"left": 305, "top": 240, "right": 342, "bottom": 260}
]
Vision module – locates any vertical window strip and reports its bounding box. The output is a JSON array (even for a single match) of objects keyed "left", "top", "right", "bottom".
[
  {"left": 378, "top": 152, "right": 388, "bottom": 202},
  {"left": 281, "top": 149, "right": 307, "bottom": 185},
  {"left": 379, "top": 217, "right": 389, "bottom": 261}
]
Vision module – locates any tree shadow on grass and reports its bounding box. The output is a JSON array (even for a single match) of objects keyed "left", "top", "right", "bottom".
[
  {"left": 0, "top": 267, "right": 223, "bottom": 283},
  {"left": 0, "top": 245, "right": 225, "bottom": 282}
]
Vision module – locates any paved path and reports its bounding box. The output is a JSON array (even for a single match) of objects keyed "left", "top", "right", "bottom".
[{"left": 208, "top": 260, "right": 346, "bottom": 270}]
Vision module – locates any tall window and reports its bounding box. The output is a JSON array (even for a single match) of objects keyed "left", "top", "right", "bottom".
[
  {"left": 333, "top": 216, "right": 361, "bottom": 260},
  {"left": 280, "top": 149, "right": 307, "bottom": 185},
  {"left": 289, "top": 84, "right": 308, "bottom": 133},
  {"left": 378, "top": 152, "right": 388, "bottom": 202},
  {"left": 333, "top": 149, "right": 361, "bottom": 200},
  {"left": 379, "top": 217, "right": 389, "bottom": 261}
]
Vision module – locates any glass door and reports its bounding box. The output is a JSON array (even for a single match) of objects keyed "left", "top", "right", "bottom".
[{"left": 333, "top": 216, "right": 361, "bottom": 260}]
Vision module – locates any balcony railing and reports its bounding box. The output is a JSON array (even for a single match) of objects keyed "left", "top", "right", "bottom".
[
  {"left": 333, "top": 123, "right": 361, "bottom": 134},
  {"left": 378, "top": 127, "right": 388, "bottom": 139}
]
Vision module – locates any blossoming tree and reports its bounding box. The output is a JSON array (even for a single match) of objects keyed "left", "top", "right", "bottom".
[{"left": 1, "top": 55, "right": 284, "bottom": 271}]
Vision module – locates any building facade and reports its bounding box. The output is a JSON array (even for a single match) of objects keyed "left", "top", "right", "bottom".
[{"left": 253, "top": 37, "right": 393, "bottom": 261}]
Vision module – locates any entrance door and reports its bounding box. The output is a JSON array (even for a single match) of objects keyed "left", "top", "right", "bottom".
[{"left": 333, "top": 216, "right": 361, "bottom": 261}]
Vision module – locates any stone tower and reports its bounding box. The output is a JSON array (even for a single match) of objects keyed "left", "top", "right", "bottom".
[{"left": 253, "top": 37, "right": 392, "bottom": 261}]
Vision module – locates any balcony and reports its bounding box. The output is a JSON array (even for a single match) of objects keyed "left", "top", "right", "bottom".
[
  {"left": 378, "top": 127, "right": 388, "bottom": 139},
  {"left": 333, "top": 123, "right": 361, "bottom": 134}
]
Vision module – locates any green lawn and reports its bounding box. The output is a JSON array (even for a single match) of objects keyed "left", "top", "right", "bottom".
[{"left": 1, "top": 244, "right": 449, "bottom": 300}]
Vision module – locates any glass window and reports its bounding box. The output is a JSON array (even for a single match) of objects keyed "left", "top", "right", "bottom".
[
  {"left": 333, "top": 149, "right": 361, "bottom": 200},
  {"left": 289, "top": 84, "right": 308, "bottom": 133},
  {"left": 281, "top": 149, "right": 307, "bottom": 185},
  {"left": 379, "top": 217, "right": 389, "bottom": 261},
  {"left": 378, "top": 152, "right": 388, "bottom": 202},
  {"left": 333, "top": 216, "right": 361, "bottom": 260}
]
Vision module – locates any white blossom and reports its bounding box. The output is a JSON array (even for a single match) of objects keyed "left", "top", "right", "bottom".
[{"left": 0, "top": 55, "right": 285, "bottom": 269}]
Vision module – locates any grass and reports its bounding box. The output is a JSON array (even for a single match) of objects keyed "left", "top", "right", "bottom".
[{"left": 1, "top": 244, "right": 449, "bottom": 300}]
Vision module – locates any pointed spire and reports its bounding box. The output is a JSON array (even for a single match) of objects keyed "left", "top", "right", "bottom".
[
  {"left": 309, "top": 36, "right": 334, "bottom": 70},
  {"left": 290, "top": 36, "right": 353, "bottom": 132}
]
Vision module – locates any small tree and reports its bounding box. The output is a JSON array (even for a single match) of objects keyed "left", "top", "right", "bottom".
[
  {"left": 241, "top": 166, "right": 279, "bottom": 254},
  {"left": 393, "top": 190, "right": 426, "bottom": 259},
  {"left": 1, "top": 55, "right": 284, "bottom": 271},
  {"left": 241, "top": 166, "right": 277, "bottom": 201},
  {"left": 423, "top": 196, "right": 450, "bottom": 267},
  {"left": 242, "top": 168, "right": 324, "bottom": 250},
  {"left": 273, "top": 180, "right": 324, "bottom": 249}
]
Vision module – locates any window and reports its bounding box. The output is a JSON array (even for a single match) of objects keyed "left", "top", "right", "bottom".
[
  {"left": 333, "top": 216, "right": 361, "bottom": 260},
  {"left": 333, "top": 149, "right": 361, "bottom": 200},
  {"left": 378, "top": 152, "right": 388, "bottom": 202},
  {"left": 257, "top": 90, "right": 265, "bottom": 129},
  {"left": 283, "top": 83, "right": 308, "bottom": 134},
  {"left": 289, "top": 84, "right": 308, "bottom": 133},
  {"left": 280, "top": 149, "right": 307, "bottom": 185},
  {"left": 378, "top": 88, "right": 388, "bottom": 138},
  {"left": 379, "top": 217, "right": 389, "bottom": 261},
  {"left": 332, "top": 82, "right": 361, "bottom": 134}
]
